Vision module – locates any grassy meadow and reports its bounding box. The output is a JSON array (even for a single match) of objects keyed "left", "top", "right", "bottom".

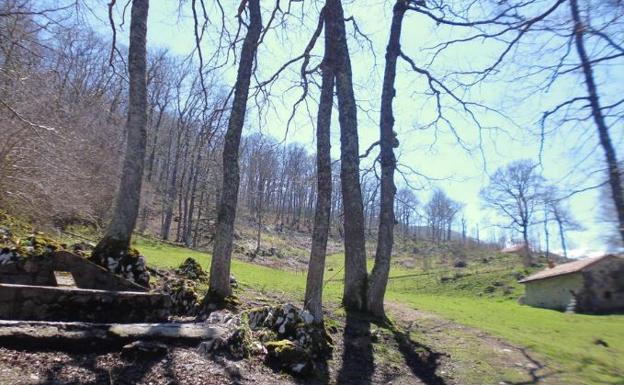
[{"left": 135, "top": 236, "right": 624, "bottom": 385}]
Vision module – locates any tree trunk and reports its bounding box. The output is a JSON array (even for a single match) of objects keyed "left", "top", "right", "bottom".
[
  {"left": 554, "top": 211, "right": 568, "bottom": 260},
  {"left": 366, "top": 0, "right": 404, "bottom": 319},
  {"left": 91, "top": 0, "right": 149, "bottom": 265},
  {"left": 208, "top": 0, "right": 262, "bottom": 300},
  {"left": 522, "top": 224, "right": 531, "bottom": 266},
  {"left": 161, "top": 127, "right": 182, "bottom": 240},
  {"left": 570, "top": 0, "right": 624, "bottom": 244},
  {"left": 325, "top": 0, "right": 368, "bottom": 312},
  {"left": 304, "top": 27, "right": 334, "bottom": 323}
]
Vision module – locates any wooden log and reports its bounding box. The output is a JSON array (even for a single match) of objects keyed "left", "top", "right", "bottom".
[{"left": 0, "top": 320, "right": 225, "bottom": 351}]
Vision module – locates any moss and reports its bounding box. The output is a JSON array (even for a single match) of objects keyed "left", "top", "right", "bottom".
[
  {"left": 176, "top": 257, "right": 208, "bottom": 281},
  {"left": 265, "top": 339, "right": 296, "bottom": 354},
  {"left": 200, "top": 292, "right": 241, "bottom": 313}
]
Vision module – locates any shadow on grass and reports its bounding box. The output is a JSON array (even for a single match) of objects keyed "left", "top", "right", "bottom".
[
  {"left": 336, "top": 310, "right": 447, "bottom": 385},
  {"left": 506, "top": 347, "right": 561, "bottom": 385}
]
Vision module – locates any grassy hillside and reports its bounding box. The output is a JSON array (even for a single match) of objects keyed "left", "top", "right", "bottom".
[
  {"left": 2, "top": 210, "right": 621, "bottom": 385},
  {"left": 134, "top": 237, "right": 624, "bottom": 385}
]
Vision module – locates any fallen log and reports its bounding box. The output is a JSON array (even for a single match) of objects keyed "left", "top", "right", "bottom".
[{"left": 0, "top": 320, "right": 225, "bottom": 351}]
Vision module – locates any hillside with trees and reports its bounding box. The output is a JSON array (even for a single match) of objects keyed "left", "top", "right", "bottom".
[{"left": 0, "top": 1, "right": 622, "bottom": 385}]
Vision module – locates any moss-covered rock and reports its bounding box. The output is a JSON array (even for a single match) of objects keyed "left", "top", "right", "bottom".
[
  {"left": 162, "top": 278, "right": 200, "bottom": 316},
  {"left": 265, "top": 339, "right": 313, "bottom": 375},
  {"left": 176, "top": 257, "right": 208, "bottom": 282},
  {"left": 245, "top": 303, "right": 332, "bottom": 376}
]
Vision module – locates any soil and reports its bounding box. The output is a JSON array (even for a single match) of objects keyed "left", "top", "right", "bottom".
[{"left": 0, "top": 299, "right": 563, "bottom": 385}]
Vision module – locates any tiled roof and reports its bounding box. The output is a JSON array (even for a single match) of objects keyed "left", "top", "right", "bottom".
[{"left": 518, "top": 255, "right": 617, "bottom": 283}]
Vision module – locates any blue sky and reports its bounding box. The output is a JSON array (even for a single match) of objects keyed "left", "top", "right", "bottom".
[{"left": 92, "top": 0, "right": 623, "bottom": 256}]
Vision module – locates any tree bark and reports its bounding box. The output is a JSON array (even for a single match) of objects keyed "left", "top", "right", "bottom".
[
  {"left": 570, "top": 0, "right": 624, "bottom": 244},
  {"left": 208, "top": 0, "right": 262, "bottom": 300},
  {"left": 367, "top": 0, "right": 404, "bottom": 319},
  {"left": 324, "top": 0, "right": 368, "bottom": 312},
  {"left": 91, "top": 0, "right": 149, "bottom": 264},
  {"left": 304, "top": 20, "right": 333, "bottom": 322}
]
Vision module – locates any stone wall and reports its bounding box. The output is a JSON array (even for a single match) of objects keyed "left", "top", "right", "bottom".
[
  {"left": 581, "top": 255, "right": 624, "bottom": 313},
  {"left": 0, "top": 251, "right": 147, "bottom": 291},
  {"left": 523, "top": 273, "right": 584, "bottom": 311},
  {"left": 0, "top": 283, "right": 170, "bottom": 322}
]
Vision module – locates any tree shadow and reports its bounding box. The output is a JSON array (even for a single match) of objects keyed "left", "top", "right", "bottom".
[
  {"left": 391, "top": 327, "right": 447, "bottom": 385},
  {"left": 506, "top": 347, "right": 560, "bottom": 385},
  {"left": 336, "top": 310, "right": 374, "bottom": 385},
  {"left": 37, "top": 351, "right": 161, "bottom": 385}
]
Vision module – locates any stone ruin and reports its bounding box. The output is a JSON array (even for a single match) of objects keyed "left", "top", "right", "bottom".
[
  {"left": 199, "top": 303, "right": 332, "bottom": 376},
  {"left": 0, "top": 221, "right": 330, "bottom": 378},
  {"left": 0, "top": 248, "right": 170, "bottom": 323}
]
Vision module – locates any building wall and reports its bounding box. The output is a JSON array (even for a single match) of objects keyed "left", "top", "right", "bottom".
[
  {"left": 581, "top": 256, "right": 624, "bottom": 312},
  {"left": 523, "top": 273, "right": 584, "bottom": 311}
]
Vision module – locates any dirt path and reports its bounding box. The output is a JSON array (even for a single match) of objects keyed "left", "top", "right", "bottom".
[
  {"left": 385, "top": 301, "right": 564, "bottom": 385},
  {"left": 0, "top": 300, "right": 566, "bottom": 385}
]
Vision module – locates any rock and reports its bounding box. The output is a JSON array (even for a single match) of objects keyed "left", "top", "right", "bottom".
[
  {"left": 265, "top": 339, "right": 312, "bottom": 376},
  {"left": 205, "top": 309, "right": 239, "bottom": 327},
  {"left": 121, "top": 340, "right": 168, "bottom": 359},
  {"left": 70, "top": 242, "right": 94, "bottom": 257},
  {"left": 197, "top": 323, "right": 250, "bottom": 359},
  {"left": 224, "top": 361, "right": 242, "bottom": 379},
  {"left": 176, "top": 257, "right": 208, "bottom": 281},
  {"left": 594, "top": 338, "right": 609, "bottom": 347},
  {"left": 230, "top": 275, "right": 238, "bottom": 288},
  {"left": 454, "top": 260, "right": 467, "bottom": 268},
  {"left": 162, "top": 278, "right": 200, "bottom": 316},
  {"left": 0, "top": 248, "right": 19, "bottom": 265},
  {"left": 90, "top": 249, "right": 150, "bottom": 288},
  {"left": 511, "top": 271, "right": 525, "bottom": 280}
]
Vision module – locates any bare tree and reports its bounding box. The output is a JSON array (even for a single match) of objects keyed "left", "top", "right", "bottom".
[
  {"left": 208, "top": 0, "right": 262, "bottom": 300},
  {"left": 425, "top": 188, "right": 461, "bottom": 244},
  {"left": 90, "top": 0, "right": 149, "bottom": 286},
  {"left": 568, "top": 0, "right": 624, "bottom": 244},
  {"left": 324, "top": 0, "right": 368, "bottom": 312},
  {"left": 481, "top": 160, "right": 545, "bottom": 265},
  {"left": 409, "top": 0, "right": 624, "bottom": 245},
  {"left": 544, "top": 187, "right": 583, "bottom": 259},
  {"left": 304, "top": 6, "right": 334, "bottom": 322},
  {"left": 366, "top": 0, "right": 405, "bottom": 319}
]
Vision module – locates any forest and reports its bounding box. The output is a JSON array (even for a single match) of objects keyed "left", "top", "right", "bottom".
[{"left": 0, "top": 0, "right": 623, "bottom": 384}]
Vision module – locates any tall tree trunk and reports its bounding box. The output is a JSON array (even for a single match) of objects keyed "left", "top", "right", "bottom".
[
  {"left": 570, "top": 0, "right": 624, "bottom": 244},
  {"left": 208, "top": 0, "right": 262, "bottom": 300},
  {"left": 367, "top": 0, "right": 404, "bottom": 319},
  {"left": 325, "top": 0, "right": 368, "bottom": 312},
  {"left": 161, "top": 127, "right": 182, "bottom": 240},
  {"left": 91, "top": 0, "right": 149, "bottom": 265},
  {"left": 304, "top": 28, "right": 334, "bottom": 323}
]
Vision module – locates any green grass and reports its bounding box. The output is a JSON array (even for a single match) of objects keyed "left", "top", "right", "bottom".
[
  {"left": 134, "top": 237, "right": 343, "bottom": 301},
  {"left": 135, "top": 237, "right": 624, "bottom": 385},
  {"left": 390, "top": 293, "right": 624, "bottom": 385}
]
